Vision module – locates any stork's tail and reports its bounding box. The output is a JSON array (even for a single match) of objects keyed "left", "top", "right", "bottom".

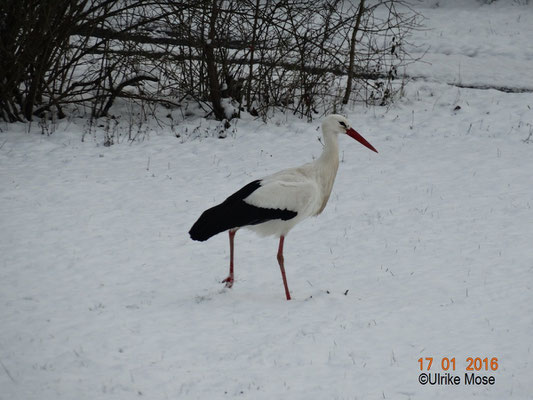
[{"left": 189, "top": 203, "right": 234, "bottom": 241}]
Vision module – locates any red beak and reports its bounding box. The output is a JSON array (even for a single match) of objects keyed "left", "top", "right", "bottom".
[{"left": 346, "top": 128, "right": 378, "bottom": 153}]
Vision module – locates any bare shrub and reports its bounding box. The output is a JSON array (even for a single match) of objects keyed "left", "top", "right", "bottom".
[{"left": 0, "top": 0, "right": 422, "bottom": 127}]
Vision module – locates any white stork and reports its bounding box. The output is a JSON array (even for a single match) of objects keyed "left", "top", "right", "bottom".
[{"left": 189, "top": 114, "right": 378, "bottom": 300}]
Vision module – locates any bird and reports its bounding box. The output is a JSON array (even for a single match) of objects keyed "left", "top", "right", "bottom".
[{"left": 189, "top": 114, "right": 378, "bottom": 300}]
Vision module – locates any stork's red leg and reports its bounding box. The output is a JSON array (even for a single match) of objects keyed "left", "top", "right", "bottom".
[
  {"left": 222, "top": 229, "right": 236, "bottom": 288},
  {"left": 277, "top": 235, "right": 291, "bottom": 300}
]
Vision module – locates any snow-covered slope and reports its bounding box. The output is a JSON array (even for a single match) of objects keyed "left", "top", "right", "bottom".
[
  {"left": 407, "top": 0, "right": 533, "bottom": 91},
  {"left": 1, "top": 2, "right": 532, "bottom": 399}
]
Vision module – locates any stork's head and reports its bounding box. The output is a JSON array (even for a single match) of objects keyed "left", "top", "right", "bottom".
[{"left": 322, "top": 114, "right": 378, "bottom": 153}]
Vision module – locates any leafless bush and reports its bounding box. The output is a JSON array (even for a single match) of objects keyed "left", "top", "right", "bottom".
[
  {"left": 156, "top": 0, "right": 421, "bottom": 121},
  {"left": 0, "top": 0, "right": 422, "bottom": 126}
]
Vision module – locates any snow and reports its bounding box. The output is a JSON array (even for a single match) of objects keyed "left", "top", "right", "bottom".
[
  {"left": 407, "top": 1, "right": 533, "bottom": 90},
  {"left": 1, "top": 2, "right": 533, "bottom": 400}
]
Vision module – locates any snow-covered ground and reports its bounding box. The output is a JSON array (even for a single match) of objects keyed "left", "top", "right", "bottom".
[
  {"left": 408, "top": 0, "right": 533, "bottom": 91},
  {"left": 1, "top": 2, "right": 532, "bottom": 399}
]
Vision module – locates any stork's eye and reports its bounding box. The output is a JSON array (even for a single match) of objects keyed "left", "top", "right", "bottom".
[{"left": 339, "top": 121, "right": 347, "bottom": 128}]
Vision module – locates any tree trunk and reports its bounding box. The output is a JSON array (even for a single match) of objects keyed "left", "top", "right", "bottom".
[
  {"left": 204, "top": 0, "right": 226, "bottom": 121},
  {"left": 246, "top": 0, "right": 261, "bottom": 111},
  {"left": 342, "top": 0, "right": 365, "bottom": 105}
]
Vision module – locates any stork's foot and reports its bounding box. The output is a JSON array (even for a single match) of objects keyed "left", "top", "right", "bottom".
[{"left": 222, "top": 275, "right": 234, "bottom": 288}]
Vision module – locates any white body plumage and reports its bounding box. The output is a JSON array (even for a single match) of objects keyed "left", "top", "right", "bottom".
[{"left": 243, "top": 125, "right": 340, "bottom": 237}]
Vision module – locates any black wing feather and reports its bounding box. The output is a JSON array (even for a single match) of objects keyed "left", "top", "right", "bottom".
[{"left": 189, "top": 180, "right": 297, "bottom": 241}]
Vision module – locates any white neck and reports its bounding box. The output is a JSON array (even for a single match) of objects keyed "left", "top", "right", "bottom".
[
  {"left": 318, "top": 130, "right": 339, "bottom": 163},
  {"left": 313, "top": 130, "right": 340, "bottom": 215}
]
